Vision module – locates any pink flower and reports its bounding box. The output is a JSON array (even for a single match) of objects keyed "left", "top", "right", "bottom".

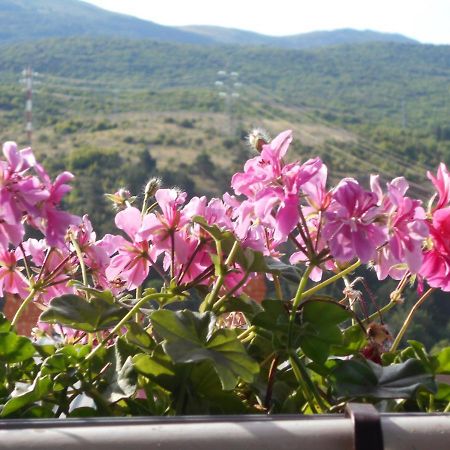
[
  {"left": 420, "top": 207, "right": 450, "bottom": 291},
  {"left": 0, "top": 249, "right": 29, "bottom": 298},
  {"left": 428, "top": 163, "right": 450, "bottom": 211},
  {"left": 22, "top": 239, "right": 76, "bottom": 304},
  {"left": 32, "top": 168, "right": 80, "bottom": 248},
  {"left": 106, "top": 207, "right": 156, "bottom": 290},
  {"left": 137, "top": 189, "right": 189, "bottom": 266},
  {"left": 371, "top": 176, "right": 428, "bottom": 280},
  {"left": 231, "top": 130, "right": 293, "bottom": 197},
  {"left": 323, "top": 178, "right": 386, "bottom": 263}
]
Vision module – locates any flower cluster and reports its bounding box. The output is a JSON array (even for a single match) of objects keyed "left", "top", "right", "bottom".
[{"left": 2, "top": 131, "right": 450, "bottom": 333}]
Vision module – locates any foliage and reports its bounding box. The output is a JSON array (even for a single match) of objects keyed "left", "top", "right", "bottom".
[{"left": 1, "top": 129, "right": 450, "bottom": 419}]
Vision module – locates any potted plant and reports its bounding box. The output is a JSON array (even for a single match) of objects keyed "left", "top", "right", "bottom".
[{"left": 0, "top": 130, "right": 450, "bottom": 448}]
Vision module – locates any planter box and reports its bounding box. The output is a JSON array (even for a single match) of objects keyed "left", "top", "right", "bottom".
[{"left": 1, "top": 411, "right": 449, "bottom": 450}]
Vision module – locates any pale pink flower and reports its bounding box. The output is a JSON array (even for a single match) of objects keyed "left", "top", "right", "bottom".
[
  {"left": 0, "top": 249, "right": 29, "bottom": 298},
  {"left": 106, "top": 207, "right": 156, "bottom": 290},
  {"left": 137, "top": 189, "right": 189, "bottom": 266},
  {"left": 371, "top": 176, "right": 428, "bottom": 280},
  {"left": 428, "top": 163, "right": 450, "bottom": 211}
]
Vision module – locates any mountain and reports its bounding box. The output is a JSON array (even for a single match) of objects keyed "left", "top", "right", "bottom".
[
  {"left": 0, "top": 36, "right": 448, "bottom": 129},
  {"left": 0, "top": 0, "right": 418, "bottom": 49},
  {"left": 0, "top": 0, "right": 212, "bottom": 44},
  {"left": 180, "top": 26, "right": 418, "bottom": 49}
]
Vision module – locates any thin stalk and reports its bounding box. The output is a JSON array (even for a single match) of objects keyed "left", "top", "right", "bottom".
[
  {"left": 360, "top": 300, "right": 399, "bottom": 326},
  {"left": 288, "top": 265, "right": 313, "bottom": 347},
  {"left": 177, "top": 240, "right": 204, "bottom": 284},
  {"left": 301, "top": 260, "right": 361, "bottom": 299},
  {"left": 135, "top": 285, "right": 142, "bottom": 322},
  {"left": 19, "top": 243, "right": 32, "bottom": 281},
  {"left": 264, "top": 355, "right": 280, "bottom": 409},
  {"left": 170, "top": 231, "right": 175, "bottom": 280},
  {"left": 11, "top": 288, "right": 37, "bottom": 327},
  {"left": 390, "top": 288, "right": 435, "bottom": 352},
  {"left": 290, "top": 351, "right": 328, "bottom": 413},
  {"left": 36, "top": 247, "right": 54, "bottom": 282},
  {"left": 85, "top": 292, "right": 173, "bottom": 361},
  {"left": 212, "top": 270, "right": 251, "bottom": 313},
  {"left": 238, "top": 325, "right": 255, "bottom": 341},
  {"left": 70, "top": 236, "right": 88, "bottom": 287},
  {"left": 205, "top": 241, "right": 240, "bottom": 311},
  {"left": 288, "top": 354, "right": 318, "bottom": 414},
  {"left": 274, "top": 275, "right": 284, "bottom": 301}
]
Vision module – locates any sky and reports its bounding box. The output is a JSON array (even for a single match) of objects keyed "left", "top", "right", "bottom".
[{"left": 82, "top": 0, "right": 450, "bottom": 45}]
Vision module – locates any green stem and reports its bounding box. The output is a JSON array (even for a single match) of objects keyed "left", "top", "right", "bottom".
[
  {"left": 11, "top": 288, "right": 37, "bottom": 327},
  {"left": 70, "top": 236, "right": 88, "bottom": 287},
  {"left": 360, "top": 300, "right": 399, "bottom": 326},
  {"left": 301, "top": 260, "right": 361, "bottom": 299},
  {"left": 274, "top": 275, "right": 283, "bottom": 301},
  {"left": 290, "top": 351, "right": 328, "bottom": 413},
  {"left": 204, "top": 241, "right": 240, "bottom": 311},
  {"left": 390, "top": 288, "right": 435, "bottom": 352},
  {"left": 289, "top": 355, "right": 317, "bottom": 413},
  {"left": 212, "top": 269, "right": 251, "bottom": 313},
  {"left": 85, "top": 292, "right": 173, "bottom": 361},
  {"left": 288, "top": 265, "right": 313, "bottom": 347},
  {"left": 238, "top": 325, "right": 255, "bottom": 341}
]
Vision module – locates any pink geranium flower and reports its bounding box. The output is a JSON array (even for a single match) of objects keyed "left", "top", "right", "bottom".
[
  {"left": 428, "top": 163, "right": 450, "bottom": 211},
  {"left": 420, "top": 207, "right": 450, "bottom": 291},
  {"left": 137, "top": 189, "right": 189, "bottom": 266},
  {"left": 323, "top": 178, "right": 386, "bottom": 263},
  {"left": 0, "top": 249, "right": 29, "bottom": 298},
  {"left": 106, "top": 207, "right": 156, "bottom": 290},
  {"left": 371, "top": 176, "right": 428, "bottom": 280}
]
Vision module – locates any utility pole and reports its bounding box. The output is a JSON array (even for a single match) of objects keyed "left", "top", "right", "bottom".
[{"left": 20, "top": 67, "right": 39, "bottom": 145}]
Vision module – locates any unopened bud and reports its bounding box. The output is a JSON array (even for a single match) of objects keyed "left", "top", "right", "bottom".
[
  {"left": 104, "top": 188, "right": 135, "bottom": 210},
  {"left": 144, "top": 177, "right": 161, "bottom": 197},
  {"left": 247, "top": 128, "right": 270, "bottom": 153}
]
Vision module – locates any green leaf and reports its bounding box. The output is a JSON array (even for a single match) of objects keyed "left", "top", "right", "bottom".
[
  {"left": 299, "top": 300, "right": 350, "bottom": 364},
  {"left": 265, "top": 258, "right": 303, "bottom": 284},
  {"left": 330, "top": 357, "right": 437, "bottom": 399},
  {"left": 1, "top": 375, "right": 52, "bottom": 417},
  {"left": 436, "top": 347, "right": 450, "bottom": 374},
  {"left": 0, "top": 332, "right": 35, "bottom": 363},
  {"left": 332, "top": 323, "right": 367, "bottom": 356},
  {"left": 102, "top": 339, "right": 138, "bottom": 403},
  {"left": 214, "top": 295, "right": 263, "bottom": 317},
  {"left": 252, "top": 300, "right": 289, "bottom": 333},
  {"left": 40, "top": 294, "right": 128, "bottom": 332},
  {"left": 0, "top": 314, "right": 11, "bottom": 333},
  {"left": 125, "top": 322, "right": 154, "bottom": 351},
  {"left": 133, "top": 352, "right": 175, "bottom": 378},
  {"left": 151, "top": 310, "right": 259, "bottom": 390}
]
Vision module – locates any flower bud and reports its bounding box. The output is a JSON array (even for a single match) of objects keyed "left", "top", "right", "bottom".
[
  {"left": 144, "top": 177, "right": 162, "bottom": 198},
  {"left": 104, "top": 188, "right": 135, "bottom": 210},
  {"left": 247, "top": 128, "right": 270, "bottom": 153}
]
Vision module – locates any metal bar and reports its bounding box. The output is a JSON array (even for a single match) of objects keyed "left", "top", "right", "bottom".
[{"left": 0, "top": 412, "right": 449, "bottom": 450}]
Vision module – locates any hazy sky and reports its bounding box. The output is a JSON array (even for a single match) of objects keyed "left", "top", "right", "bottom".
[{"left": 82, "top": 0, "right": 450, "bottom": 45}]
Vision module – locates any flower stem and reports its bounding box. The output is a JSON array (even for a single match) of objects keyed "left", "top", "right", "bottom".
[
  {"left": 390, "top": 288, "right": 435, "bottom": 352},
  {"left": 85, "top": 292, "right": 173, "bottom": 361},
  {"left": 288, "top": 265, "right": 313, "bottom": 347},
  {"left": 70, "top": 235, "right": 88, "bottom": 287},
  {"left": 204, "top": 241, "right": 240, "bottom": 311},
  {"left": 11, "top": 288, "right": 37, "bottom": 328},
  {"left": 301, "top": 260, "right": 361, "bottom": 299}
]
